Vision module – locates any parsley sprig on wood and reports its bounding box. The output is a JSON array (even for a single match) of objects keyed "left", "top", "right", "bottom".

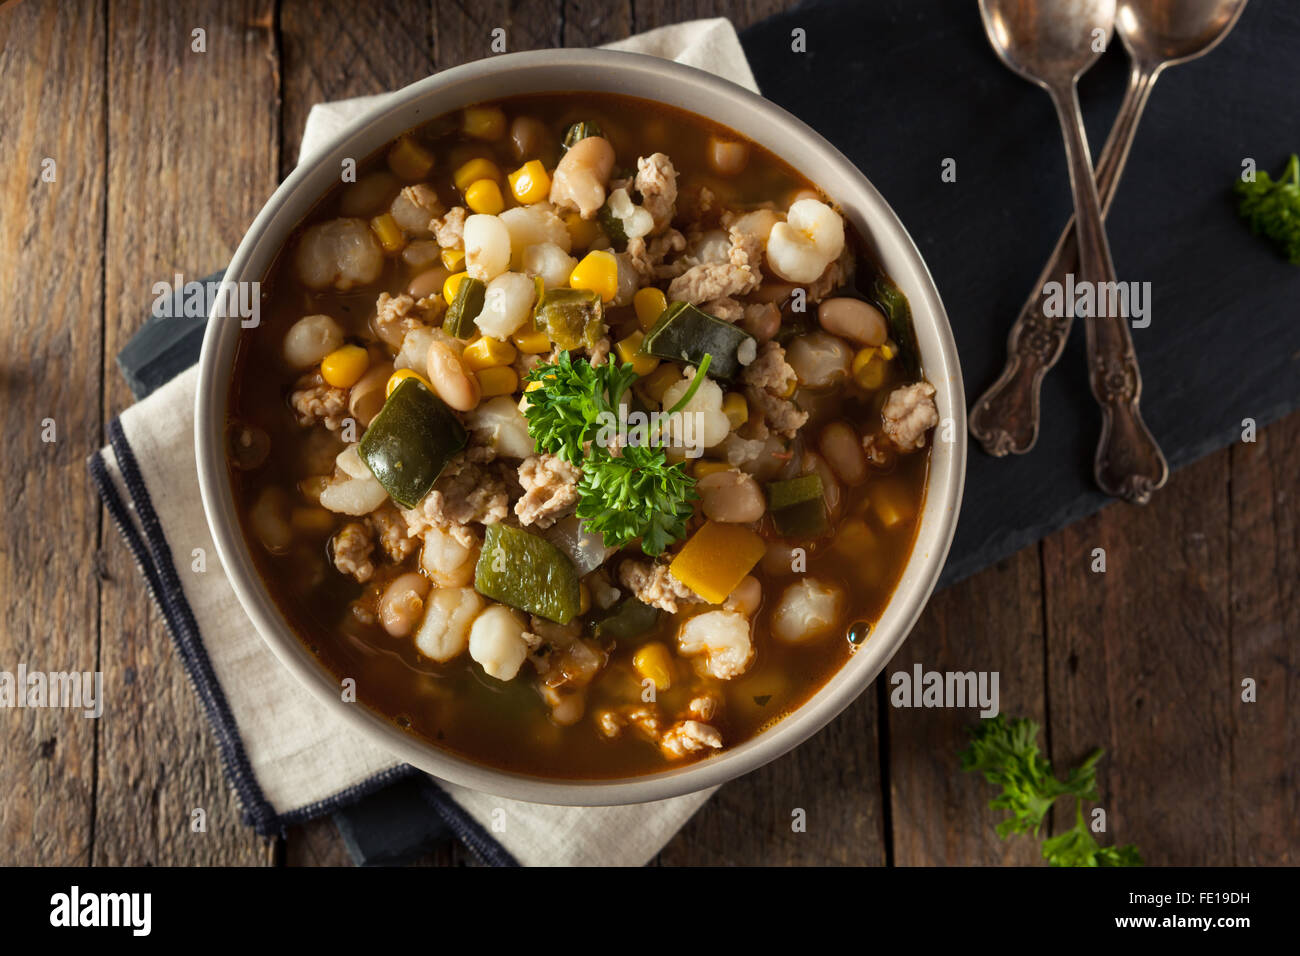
[
  {"left": 1235, "top": 154, "right": 1300, "bottom": 265},
  {"left": 961, "top": 715, "right": 1142, "bottom": 867},
  {"left": 522, "top": 352, "right": 697, "bottom": 556}
]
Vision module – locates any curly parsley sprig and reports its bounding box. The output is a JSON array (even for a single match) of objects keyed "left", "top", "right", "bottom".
[
  {"left": 522, "top": 351, "right": 698, "bottom": 556},
  {"left": 1235, "top": 153, "right": 1300, "bottom": 265},
  {"left": 961, "top": 715, "right": 1142, "bottom": 867}
]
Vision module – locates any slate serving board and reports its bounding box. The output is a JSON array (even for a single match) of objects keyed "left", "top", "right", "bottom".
[{"left": 118, "top": 0, "right": 1300, "bottom": 862}]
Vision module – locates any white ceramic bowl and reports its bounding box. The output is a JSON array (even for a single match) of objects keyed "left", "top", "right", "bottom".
[{"left": 196, "top": 49, "right": 965, "bottom": 806}]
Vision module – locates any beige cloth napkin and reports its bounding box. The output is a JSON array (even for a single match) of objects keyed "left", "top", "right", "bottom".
[{"left": 93, "top": 18, "right": 758, "bottom": 867}]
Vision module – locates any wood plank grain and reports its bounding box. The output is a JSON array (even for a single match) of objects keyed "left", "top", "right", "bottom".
[
  {"left": 0, "top": 0, "right": 105, "bottom": 866},
  {"left": 631, "top": 0, "right": 792, "bottom": 32},
  {"left": 1228, "top": 412, "right": 1299, "bottom": 864},
  {"left": 1042, "top": 451, "right": 1234, "bottom": 865},
  {"left": 888, "top": 549, "right": 1048, "bottom": 865},
  {"left": 93, "top": 0, "right": 279, "bottom": 866},
  {"left": 431, "top": 0, "right": 562, "bottom": 68}
]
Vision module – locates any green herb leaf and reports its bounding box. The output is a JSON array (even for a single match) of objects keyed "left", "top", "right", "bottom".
[
  {"left": 1235, "top": 154, "right": 1300, "bottom": 265},
  {"left": 960, "top": 715, "right": 1142, "bottom": 866},
  {"left": 522, "top": 352, "right": 639, "bottom": 465}
]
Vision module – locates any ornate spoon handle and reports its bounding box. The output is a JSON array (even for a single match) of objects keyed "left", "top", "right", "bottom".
[{"left": 969, "top": 64, "right": 1157, "bottom": 456}]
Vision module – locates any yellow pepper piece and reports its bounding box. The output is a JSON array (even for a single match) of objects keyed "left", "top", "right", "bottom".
[
  {"left": 475, "top": 365, "right": 519, "bottom": 397},
  {"left": 722, "top": 392, "right": 748, "bottom": 429},
  {"left": 633, "top": 287, "right": 668, "bottom": 331},
  {"left": 462, "top": 105, "right": 506, "bottom": 141},
  {"left": 669, "top": 521, "right": 767, "bottom": 605},
  {"left": 568, "top": 249, "right": 619, "bottom": 303},
  {"left": 507, "top": 160, "right": 551, "bottom": 205},
  {"left": 453, "top": 157, "right": 500, "bottom": 193},
  {"left": 369, "top": 213, "right": 406, "bottom": 254},
  {"left": 464, "top": 178, "right": 504, "bottom": 215},
  {"left": 441, "top": 247, "right": 465, "bottom": 271},
  {"left": 563, "top": 210, "right": 601, "bottom": 250},
  {"left": 462, "top": 336, "right": 517, "bottom": 371},
  {"left": 443, "top": 271, "right": 469, "bottom": 305},
  {"left": 614, "top": 331, "right": 659, "bottom": 376},
  {"left": 633, "top": 642, "right": 674, "bottom": 692},
  {"left": 693, "top": 460, "right": 731, "bottom": 478},
  {"left": 320, "top": 345, "right": 369, "bottom": 388},
  {"left": 386, "top": 368, "right": 432, "bottom": 398},
  {"left": 511, "top": 327, "right": 552, "bottom": 354},
  {"left": 387, "top": 136, "right": 434, "bottom": 181},
  {"left": 639, "top": 364, "right": 683, "bottom": 404}
]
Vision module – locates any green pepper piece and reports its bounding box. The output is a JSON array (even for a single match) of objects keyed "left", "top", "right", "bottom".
[
  {"left": 597, "top": 202, "right": 628, "bottom": 248},
  {"left": 640, "top": 301, "right": 755, "bottom": 381},
  {"left": 771, "top": 497, "right": 829, "bottom": 537},
  {"left": 561, "top": 121, "right": 605, "bottom": 152},
  {"left": 869, "top": 276, "right": 920, "bottom": 379},
  {"left": 443, "top": 275, "right": 485, "bottom": 339},
  {"left": 358, "top": 378, "right": 467, "bottom": 510},
  {"left": 765, "top": 473, "right": 824, "bottom": 511},
  {"left": 534, "top": 287, "right": 605, "bottom": 351},
  {"left": 591, "top": 597, "right": 661, "bottom": 643},
  {"left": 475, "top": 523, "right": 581, "bottom": 624}
]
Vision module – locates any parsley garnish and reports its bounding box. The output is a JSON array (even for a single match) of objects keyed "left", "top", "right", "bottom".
[
  {"left": 1235, "top": 154, "right": 1300, "bottom": 265},
  {"left": 961, "top": 715, "right": 1142, "bottom": 867},
  {"left": 523, "top": 351, "right": 697, "bottom": 556}
]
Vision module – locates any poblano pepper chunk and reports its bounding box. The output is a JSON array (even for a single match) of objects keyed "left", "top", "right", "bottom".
[
  {"left": 358, "top": 378, "right": 467, "bottom": 510},
  {"left": 639, "top": 301, "right": 755, "bottom": 381},
  {"left": 533, "top": 287, "right": 605, "bottom": 351},
  {"left": 591, "top": 597, "right": 661, "bottom": 643},
  {"left": 443, "top": 275, "right": 485, "bottom": 339},
  {"left": 475, "top": 523, "right": 581, "bottom": 624}
]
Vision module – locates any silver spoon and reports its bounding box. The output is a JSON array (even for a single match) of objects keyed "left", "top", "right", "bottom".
[
  {"left": 977, "top": 0, "right": 1171, "bottom": 503},
  {"left": 977, "top": 1, "right": 1248, "bottom": 502},
  {"left": 970, "top": 0, "right": 1248, "bottom": 468}
]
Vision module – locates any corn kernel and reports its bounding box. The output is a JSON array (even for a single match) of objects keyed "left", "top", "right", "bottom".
[
  {"left": 443, "top": 271, "right": 469, "bottom": 305},
  {"left": 462, "top": 336, "right": 517, "bottom": 371},
  {"left": 511, "top": 327, "right": 552, "bottom": 354},
  {"left": 369, "top": 213, "right": 406, "bottom": 254},
  {"left": 633, "top": 642, "right": 674, "bottom": 692},
  {"left": 569, "top": 249, "right": 619, "bottom": 303},
  {"left": 386, "top": 368, "right": 432, "bottom": 397},
  {"left": 453, "top": 157, "right": 500, "bottom": 193},
  {"left": 320, "top": 345, "right": 369, "bottom": 388},
  {"left": 441, "top": 247, "right": 465, "bottom": 270},
  {"left": 462, "top": 105, "right": 506, "bottom": 141},
  {"left": 880, "top": 341, "right": 897, "bottom": 360},
  {"left": 614, "top": 331, "right": 660, "bottom": 376},
  {"left": 852, "top": 347, "right": 887, "bottom": 390},
  {"left": 507, "top": 160, "right": 551, "bottom": 205},
  {"left": 476, "top": 365, "right": 518, "bottom": 397},
  {"left": 693, "top": 460, "right": 731, "bottom": 478},
  {"left": 563, "top": 210, "right": 601, "bottom": 250},
  {"left": 722, "top": 392, "right": 748, "bottom": 429},
  {"left": 464, "top": 178, "right": 504, "bottom": 215},
  {"left": 387, "top": 136, "right": 434, "bottom": 181},
  {"left": 633, "top": 287, "right": 668, "bottom": 330},
  {"left": 639, "top": 364, "right": 683, "bottom": 404}
]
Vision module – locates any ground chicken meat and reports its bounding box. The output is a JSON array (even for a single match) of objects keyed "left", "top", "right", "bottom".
[
  {"left": 676, "top": 184, "right": 719, "bottom": 230},
  {"left": 400, "top": 455, "right": 509, "bottom": 547},
  {"left": 331, "top": 521, "right": 375, "bottom": 583},
  {"left": 805, "top": 250, "right": 851, "bottom": 303},
  {"left": 741, "top": 301, "right": 781, "bottom": 342},
  {"left": 514, "top": 453, "right": 582, "bottom": 529},
  {"left": 587, "top": 335, "right": 611, "bottom": 367},
  {"left": 619, "top": 559, "right": 702, "bottom": 614},
  {"left": 366, "top": 504, "right": 416, "bottom": 562},
  {"left": 626, "top": 228, "right": 687, "bottom": 281},
  {"left": 373, "top": 292, "right": 434, "bottom": 345},
  {"left": 635, "top": 152, "right": 678, "bottom": 232},
  {"left": 432, "top": 205, "right": 467, "bottom": 249},
  {"left": 667, "top": 222, "right": 764, "bottom": 303},
  {"left": 880, "top": 381, "right": 939, "bottom": 451},
  {"left": 660, "top": 720, "right": 724, "bottom": 758},
  {"left": 289, "top": 372, "right": 349, "bottom": 431},
  {"left": 703, "top": 296, "right": 744, "bottom": 322},
  {"left": 741, "top": 341, "right": 808, "bottom": 438}
]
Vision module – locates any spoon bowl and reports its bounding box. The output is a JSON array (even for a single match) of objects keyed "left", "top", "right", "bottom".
[
  {"left": 979, "top": 0, "right": 1117, "bottom": 87},
  {"left": 1118, "top": 0, "right": 1249, "bottom": 68}
]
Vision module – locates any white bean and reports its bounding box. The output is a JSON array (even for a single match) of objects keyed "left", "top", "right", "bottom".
[
  {"left": 463, "top": 213, "right": 512, "bottom": 282},
  {"left": 818, "top": 297, "right": 888, "bottom": 347},
  {"left": 282, "top": 314, "right": 343, "bottom": 369},
  {"left": 475, "top": 271, "right": 537, "bottom": 339},
  {"left": 548, "top": 136, "right": 615, "bottom": 219},
  {"left": 819, "top": 422, "right": 866, "bottom": 485},
  {"left": 804, "top": 450, "right": 842, "bottom": 518},
  {"left": 468, "top": 605, "right": 530, "bottom": 681},
  {"left": 697, "top": 470, "right": 765, "bottom": 523},
  {"left": 250, "top": 486, "right": 292, "bottom": 554},
  {"left": 414, "top": 587, "right": 483, "bottom": 662},
  {"left": 425, "top": 341, "right": 480, "bottom": 411},
  {"left": 348, "top": 361, "right": 393, "bottom": 427},
  {"left": 379, "top": 572, "right": 431, "bottom": 637},
  {"left": 724, "top": 575, "right": 763, "bottom": 617}
]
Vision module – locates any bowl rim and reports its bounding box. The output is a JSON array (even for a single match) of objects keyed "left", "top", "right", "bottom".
[{"left": 195, "top": 47, "right": 966, "bottom": 807}]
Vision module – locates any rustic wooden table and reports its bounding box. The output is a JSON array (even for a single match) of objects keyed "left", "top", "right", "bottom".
[{"left": 1, "top": 0, "right": 1294, "bottom": 867}]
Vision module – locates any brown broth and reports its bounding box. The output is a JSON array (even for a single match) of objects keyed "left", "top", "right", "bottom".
[{"left": 227, "top": 92, "right": 930, "bottom": 778}]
